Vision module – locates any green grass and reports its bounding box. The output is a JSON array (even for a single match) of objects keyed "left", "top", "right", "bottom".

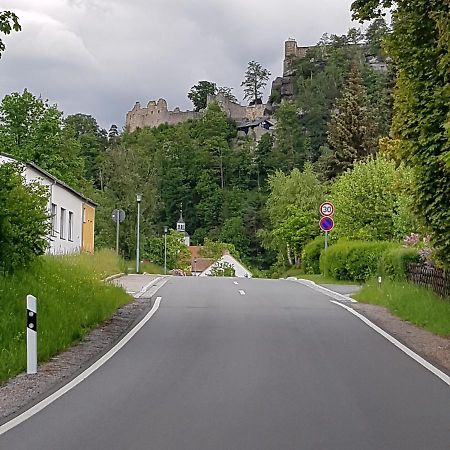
[
  {"left": 280, "top": 268, "right": 360, "bottom": 285},
  {"left": 127, "top": 260, "right": 165, "bottom": 274},
  {"left": 354, "top": 279, "right": 450, "bottom": 336},
  {"left": 0, "top": 251, "right": 131, "bottom": 383}
]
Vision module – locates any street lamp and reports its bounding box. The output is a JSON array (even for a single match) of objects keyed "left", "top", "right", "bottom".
[
  {"left": 136, "top": 194, "right": 142, "bottom": 274},
  {"left": 193, "top": 258, "right": 197, "bottom": 276},
  {"left": 163, "top": 226, "right": 168, "bottom": 275}
]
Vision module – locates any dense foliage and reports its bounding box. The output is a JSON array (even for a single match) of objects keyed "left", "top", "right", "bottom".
[
  {"left": 0, "top": 163, "right": 49, "bottom": 274},
  {"left": 351, "top": 0, "right": 450, "bottom": 266},
  {"left": 0, "top": 10, "right": 20, "bottom": 58}
]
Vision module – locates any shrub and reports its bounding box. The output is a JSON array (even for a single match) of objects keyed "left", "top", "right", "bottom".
[
  {"left": 379, "top": 247, "right": 420, "bottom": 280},
  {"left": 0, "top": 163, "right": 50, "bottom": 274},
  {"left": 302, "top": 236, "right": 325, "bottom": 274},
  {"left": 320, "top": 240, "right": 396, "bottom": 282}
]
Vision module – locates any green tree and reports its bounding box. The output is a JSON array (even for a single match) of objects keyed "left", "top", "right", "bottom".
[
  {"left": 0, "top": 90, "right": 86, "bottom": 189},
  {"left": 352, "top": 0, "right": 450, "bottom": 266},
  {"left": 0, "top": 163, "right": 49, "bottom": 274},
  {"left": 0, "top": 11, "right": 21, "bottom": 58},
  {"left": 326, "top": 64, "right": 378, "bottom": 178},
  {"left": 365, "top": 17, "right": 390, "bottom": 57},
  {"left": 263, "top": 164, "right": 324, "bottom": 266},
  {"left": 188, "top": 81, "right": 217, "bottom": 111},
  {"left": 217, "top": 86, "right": 238, "bottom": 103},
  {"left": 330, "top": 157, "right": 418, "bottom": 241},
  {"left": 241, "top": 61, "right": 271, "bottom": 105}
]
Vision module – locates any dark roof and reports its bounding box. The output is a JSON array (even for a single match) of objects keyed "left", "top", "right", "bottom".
[
  {"left": 236, "top": 117, "right": 274, "bottom": 129},
  {"left": 0, "top": 152, "right": 97, "bottom": 206},
  {"left": 191, "top": 257, "right": 215, "bottom": 272}
]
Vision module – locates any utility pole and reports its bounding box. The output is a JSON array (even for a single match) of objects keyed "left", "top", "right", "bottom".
[{"left": 164, "top": 226, "right": 168, "bottom": 275}]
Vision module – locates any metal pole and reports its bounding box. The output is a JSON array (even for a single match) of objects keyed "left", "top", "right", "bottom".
[
  {"left": 164, "top": 232, "right": 167, "bottom": 275},
  {"left": 27, "top": 294, "right": 37, "bottom": 374},
  {"left": 115, "top": 214, "right": 120, "bottom": 255},
  {"left": 325, "top": 231, "right": 328, "bottom": 251},
  {"left": 136, "top": 201, "right": 140, "bottom": 274}
]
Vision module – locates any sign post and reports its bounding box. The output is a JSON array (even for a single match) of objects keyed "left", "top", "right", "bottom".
[
  {"left": 112, "top": 209, "right": 126, "bottom": 255},
  {"left": 319, "top": 202, "right": 335, "bottom": 252},
  {"left": 27, "top": 295, "right": 37, "bottom": 375}
]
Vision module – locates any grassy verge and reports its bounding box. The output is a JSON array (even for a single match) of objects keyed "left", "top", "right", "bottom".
[
  {"left": 354, "top": 279, "right": 450, "bottom": 336},
  {"left": 0, "top": 251, "right": 130, "bottom": 382},
  {"left": 126, "top": 260, "right": 165, "bottom": 275},
  {"left": 280, "top": 268, "right": 360, "bottom": 285}
]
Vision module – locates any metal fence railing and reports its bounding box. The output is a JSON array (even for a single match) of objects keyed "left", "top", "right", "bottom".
[{"left": 407, "top": 263, "right": 450, "bottom": 299}]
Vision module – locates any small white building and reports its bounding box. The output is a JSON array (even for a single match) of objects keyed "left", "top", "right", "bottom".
[
  {"left": 0, "top": 153, "right": 96, "bottom": 255},
  {"left": 200, "top": 251, "right": 253, "bottom": 278}
]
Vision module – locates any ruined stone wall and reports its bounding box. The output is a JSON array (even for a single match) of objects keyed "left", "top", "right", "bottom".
[
  {"left": 207, "top": 94, "right": 267, "bottom": 122},
  {"left": 126, "top": 98, "right": 200, "bottom": 132}
]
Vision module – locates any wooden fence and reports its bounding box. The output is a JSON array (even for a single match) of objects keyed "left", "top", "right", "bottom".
[{"left": 407, "top": 264, "right": 450, "bottom": 299}]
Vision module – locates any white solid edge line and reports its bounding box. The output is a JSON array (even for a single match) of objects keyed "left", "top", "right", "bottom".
[
  {"left": 0, "top": 294, "right": 165, "bottom": 436},
  {"left": 136, "top": 276, "right": 161, "bottom": 298},
  {"left": 330, "top": 300, "right": 450, "bottom": 387},
  {"left": 295, "top": 278, "right": 358, "bottom": 303}
]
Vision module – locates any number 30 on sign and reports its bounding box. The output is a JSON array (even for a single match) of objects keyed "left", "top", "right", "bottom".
[{"left": 320, "top": 202, "right": 335, "bottom": 217}]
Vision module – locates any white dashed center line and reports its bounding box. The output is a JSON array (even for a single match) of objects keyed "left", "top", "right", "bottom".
[
  {"left": 239, "top": 290, "right": 246, "bottom": 296},
  {"left": 233, "top": 281, "right": 239, "bottom": 285}
]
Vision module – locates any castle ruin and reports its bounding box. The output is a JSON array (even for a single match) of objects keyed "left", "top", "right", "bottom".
[{"left": 126, "top": 94, "right": 268, "bottom": 132}]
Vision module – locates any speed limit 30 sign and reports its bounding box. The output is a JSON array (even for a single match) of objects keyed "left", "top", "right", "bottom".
[{"left": 320, "top": 202, "right": 335, "bottom": 217}]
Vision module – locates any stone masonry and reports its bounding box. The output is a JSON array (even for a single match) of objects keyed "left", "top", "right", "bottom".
[{"left": 126, "top": 94, "right": 268, "bottom": 132}]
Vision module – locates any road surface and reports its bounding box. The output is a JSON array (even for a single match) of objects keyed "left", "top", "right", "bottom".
[{"left": 1, "top": 277, "right": 449, "bottom": 449}]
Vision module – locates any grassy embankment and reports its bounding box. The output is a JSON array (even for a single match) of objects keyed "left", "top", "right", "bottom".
[
  {"left": 354, "top": 279, "right": 450, "bottom": 336},
  {"left": 0, "top": 249, "right": 131, "bottom": 383}
]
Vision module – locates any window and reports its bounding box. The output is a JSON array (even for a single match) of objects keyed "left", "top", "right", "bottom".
[
  {"left": 68, "top": 211, "right": 74, "bottom": 241},
  {"left": 51, "top": 203, "right": 57, "bottom": 236},
  {"left": 60, "top": 208, "right": 66, "bottom": 239}
]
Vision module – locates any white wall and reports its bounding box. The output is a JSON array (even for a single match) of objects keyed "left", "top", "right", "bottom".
[
  {"left": 25, "top": 166, "right": 84, "bottom": 255},
  {"left": 200, "top": 254, "right": 253, "bottom": 278},
  {"left": 1, "top": 157, "right": 84, "bottom": 255}
]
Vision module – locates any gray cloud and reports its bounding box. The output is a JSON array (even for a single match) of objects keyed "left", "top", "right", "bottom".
[{"left": 0, "top": 0, "right": 358, "bottom": 129}]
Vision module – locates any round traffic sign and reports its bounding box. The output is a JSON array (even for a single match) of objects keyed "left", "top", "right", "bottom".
[
  {"left": 319, "top": 216, "right": 334, "bottom": 232},
  {"left": 320, "top": 201, "right": 335, "bottom": 217},
  {"left": 112, "top": 209, "right": 126, "bottom": 223}
]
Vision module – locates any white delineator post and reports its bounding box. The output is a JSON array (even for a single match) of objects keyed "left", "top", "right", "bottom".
[{"left": 26, "top": 294, "right": 37, "bottom": 374}]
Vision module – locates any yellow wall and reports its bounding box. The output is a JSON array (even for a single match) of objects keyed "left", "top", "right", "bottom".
[{"left": 82, "top": 203, "right": 95, "bottom": 253}]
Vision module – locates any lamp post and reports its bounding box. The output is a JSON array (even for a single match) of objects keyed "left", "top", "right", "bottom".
[
  {"left": 163, "top": 226, "right": 168, "bottom": 275},
  {"left": 136, "top": 194, "right": 142, "bottom": 273},
  {"left": 193, "top": 258, "right": 197, "bottom": 276}
]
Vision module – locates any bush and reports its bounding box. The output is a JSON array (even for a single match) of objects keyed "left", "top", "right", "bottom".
[
  {"left": 0, "top": 163, "right": 50, "bottom": 274},
  {"left": 320, "top": 240, "right": 396, "bottom": 282},
  {"left": 302, "top": 236, "right": 325, "bottom": 274},
  {"left": 379, "top": 247, "right": 420, "bottom": 280}
]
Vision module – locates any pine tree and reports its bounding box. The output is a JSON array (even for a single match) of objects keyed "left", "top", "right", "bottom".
[{"left": 325, "top": 64, "right": 378, "bottom": 178}]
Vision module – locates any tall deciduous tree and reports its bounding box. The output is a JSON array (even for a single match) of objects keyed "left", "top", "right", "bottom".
[
  {"left": 0, "top": 90, "right": 86, "bottom": 189},
  {"left": 188, "top": 81, "right": 217, "bottom": 111},
  {"left": 0, "top": 163, "right": 50, "bottom": 274},
  {"left": 241, "top": 61, "right": 271, "bottom": 105},
  {"left": 0, "top": 11, "right": 20, "bottom": 58},
  {"left": 326, "top": 64, "right": 378, "bottom": 178},
  {"left": 352, "top": 0, "right": 450, "bottom": 266}
]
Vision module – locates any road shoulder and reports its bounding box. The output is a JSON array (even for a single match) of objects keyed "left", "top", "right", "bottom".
[{"left": 0, "top": 274, "right": 166, "bottom": 425}]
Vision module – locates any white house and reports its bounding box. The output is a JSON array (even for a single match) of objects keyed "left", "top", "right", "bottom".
[
  {"left": 0, "top": 153, "right": 96, "bottom": 255},
  {"left": 200, "top": 251, "right": 253, "bottom": 278}
]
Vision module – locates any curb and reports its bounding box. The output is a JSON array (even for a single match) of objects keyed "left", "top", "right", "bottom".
[
  {"left": 287, "top": 277, "right": 358, "bottom": 304},
  {"left": 103, "top": 273, "right": 125, "bottom": 283}
]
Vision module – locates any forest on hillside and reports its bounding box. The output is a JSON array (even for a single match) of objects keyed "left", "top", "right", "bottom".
[{"left": 1, "top": 2, "right": 449, "bottom": 274}]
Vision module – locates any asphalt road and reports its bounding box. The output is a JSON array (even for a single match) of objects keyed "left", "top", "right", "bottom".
[{"left": 1, "top": 277, "right": 449, "bottom": 450}]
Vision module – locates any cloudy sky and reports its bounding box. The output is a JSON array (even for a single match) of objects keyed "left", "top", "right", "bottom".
[{"left": 0, "top": 0, "right": 358, "bottom": 130}]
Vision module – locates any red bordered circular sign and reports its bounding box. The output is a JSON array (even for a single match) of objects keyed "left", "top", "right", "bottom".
[
  {"left": 319, "top": 216, "right": 335, "bottom": 232},
  {"left": 320, "top": 202, "right": 335, "bottom": 217}
]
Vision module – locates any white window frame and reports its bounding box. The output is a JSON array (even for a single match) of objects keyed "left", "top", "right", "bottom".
[
  {"left": 68, "top": 211, "right": 74, "bottom": 242},
  {"left": 60, "top": 207, "right": 66, "bottom": 240},
  {"left": 51, "top": 203, "right": 57, "bottom": 236}
]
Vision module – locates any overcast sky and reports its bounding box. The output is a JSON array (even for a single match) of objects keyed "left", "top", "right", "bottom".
[{"left": 0, "top": 0, "right": 358, "bottom": 130}]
